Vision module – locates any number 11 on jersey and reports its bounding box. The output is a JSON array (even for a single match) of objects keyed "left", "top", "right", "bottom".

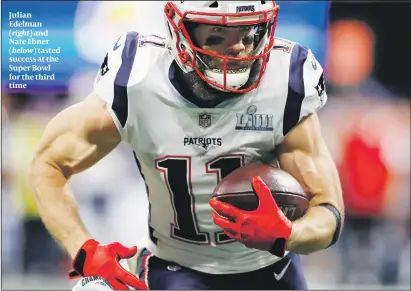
[{"left": 155, "top": 154, "right": 244, "bottom": 245}]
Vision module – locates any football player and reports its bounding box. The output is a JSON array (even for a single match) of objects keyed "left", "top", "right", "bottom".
[{"left": 29, "top": 1, "right": 344, "bottom": 290}]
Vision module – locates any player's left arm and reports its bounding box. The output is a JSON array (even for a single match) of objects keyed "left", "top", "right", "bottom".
[
  {"left": 278, "top": 112, "right": 344, "bottom": 254},
  {"left": 277, "top": 46, "right": 344, "bottom": 254}
]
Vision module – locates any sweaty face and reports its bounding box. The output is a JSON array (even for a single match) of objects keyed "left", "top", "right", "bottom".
[{"left": 191, "top": 24, "right": 259, "bottom": 71}]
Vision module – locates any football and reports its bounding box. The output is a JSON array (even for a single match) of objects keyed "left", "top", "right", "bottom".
[{"left": 212, "top": 163, "right": 309, "bottom": 221}]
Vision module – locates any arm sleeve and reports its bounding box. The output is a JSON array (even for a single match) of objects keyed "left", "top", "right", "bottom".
[
  {"left": 276, "top": 44, "right": 328, "bottom": 145},
  {"left": 93, "top": 31, "right": 139, "bottom": 142}
]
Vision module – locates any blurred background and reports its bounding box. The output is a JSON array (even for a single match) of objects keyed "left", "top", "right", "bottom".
[{"left": 1, "top": 1, "right": 410, "bottom": 290}]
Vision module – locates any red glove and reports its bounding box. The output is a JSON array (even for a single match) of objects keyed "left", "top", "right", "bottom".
[
  {"left": 69, "top": 239, "right": 148, "bottom": 290},
  {"left": 209, "top": 176, "right": 293, "bottom": 257}
]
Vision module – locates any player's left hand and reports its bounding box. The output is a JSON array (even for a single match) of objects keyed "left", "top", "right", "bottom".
[{"left": 209, "top": 176, "right": 293, "bottom": 257}]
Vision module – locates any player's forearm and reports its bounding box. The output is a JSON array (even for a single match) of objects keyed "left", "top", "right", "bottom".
[
  {"left": 29, "top": 162, "right": 91, "bottom": 258},
  {"left": 286, "top": 205, "right": 337, "bottom": 255}
]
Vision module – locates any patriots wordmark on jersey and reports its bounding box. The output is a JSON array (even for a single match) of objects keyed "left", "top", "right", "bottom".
[{"left": 93, "top": 31, "right": 327, "bottom": 274}]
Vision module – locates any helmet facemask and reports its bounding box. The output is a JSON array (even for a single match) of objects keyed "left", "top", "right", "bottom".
[
  {"left": 185, "top": 22, "right": 271, "bottom": 91},
  {"left": 165, "top": 1, "right": 279, "bottom": 94}
]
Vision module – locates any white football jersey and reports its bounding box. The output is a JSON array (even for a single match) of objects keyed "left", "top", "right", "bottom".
[{"left": 93, "top": 31, "right": 327, "bottom": 274}]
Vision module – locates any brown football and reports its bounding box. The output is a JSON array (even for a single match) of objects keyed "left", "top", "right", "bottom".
[{"left": 212, "top": 163, "right": 309, "bottom": 221}]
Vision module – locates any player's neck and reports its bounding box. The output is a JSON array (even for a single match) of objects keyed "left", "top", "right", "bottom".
[{"left": 169, "top": 61, "right": 239, "bottom": 108}]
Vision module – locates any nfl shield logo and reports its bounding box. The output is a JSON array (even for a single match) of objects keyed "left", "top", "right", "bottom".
[{"left": 199, "top": 113, "right": 211, "bottom": 128}]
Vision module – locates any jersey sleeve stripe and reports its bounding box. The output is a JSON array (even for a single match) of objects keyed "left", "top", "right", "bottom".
[
  {"left": 282, "top": 44, "right": 308, "bottom": 136},
  {"left": 112, "top": 31, "right": 139, "bottom": 127}
]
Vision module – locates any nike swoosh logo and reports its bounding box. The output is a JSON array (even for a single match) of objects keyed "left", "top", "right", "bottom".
[
  {"left": 113, "top": 36, "right": 122, "bottom": 51},
  {"left": 273, "top": 259, "right": 291, "bottom": 281}
]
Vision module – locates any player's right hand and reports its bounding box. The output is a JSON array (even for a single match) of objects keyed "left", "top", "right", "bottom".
[{"left": 68, "top": 239, "right": 148, "bottom": 290}]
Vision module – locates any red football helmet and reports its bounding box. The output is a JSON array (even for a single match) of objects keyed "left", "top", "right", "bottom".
[{"left": 164, "top": 1, "right": 279, "bottom": 93}]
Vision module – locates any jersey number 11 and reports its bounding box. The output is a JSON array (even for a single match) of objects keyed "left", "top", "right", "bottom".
[{"left": 156, "top": 154, "right": 244, "bottom": 245}]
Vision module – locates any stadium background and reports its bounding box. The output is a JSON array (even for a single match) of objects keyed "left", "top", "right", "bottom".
[{"left": 1, "top": 1, "right": 410, "bottom": 290}]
